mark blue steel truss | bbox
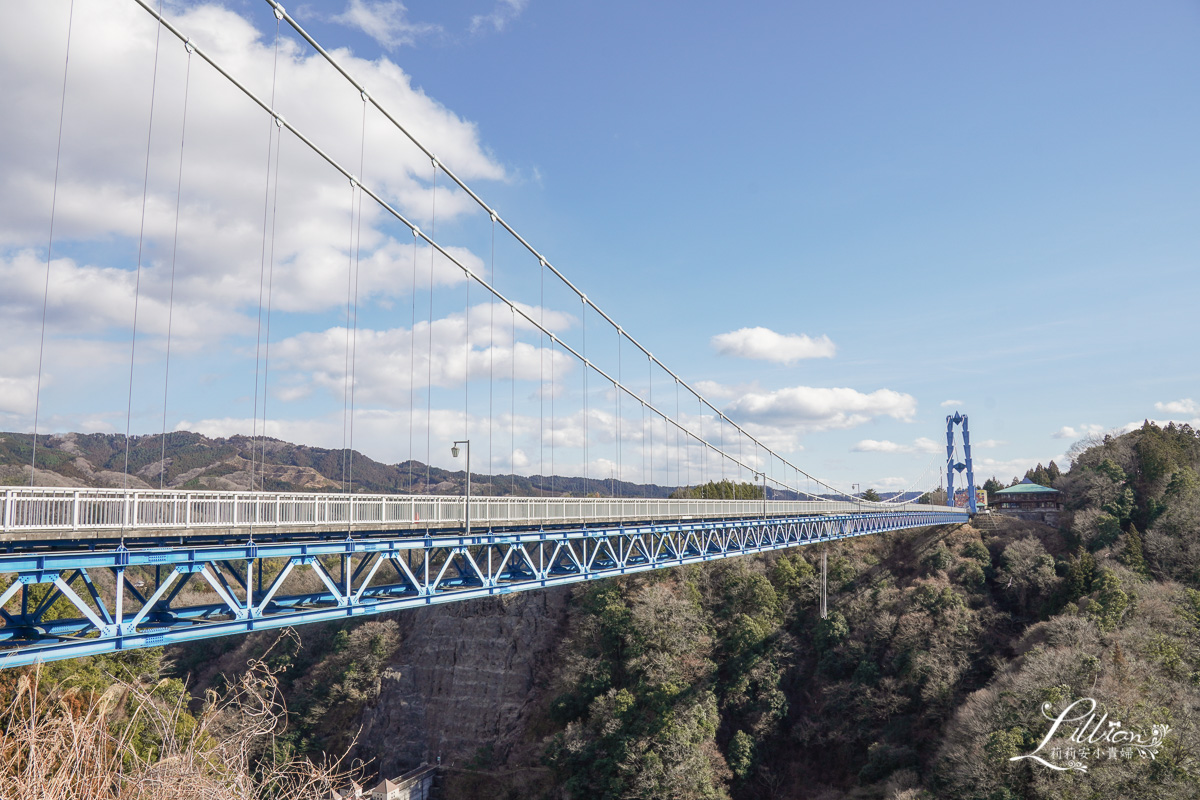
[0,509,963,667]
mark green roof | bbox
[995,482,1059,495]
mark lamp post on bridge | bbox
[755,472,766,519]
[451,440,470,536]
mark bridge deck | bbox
[0,490,967,667]
[1,487,957,544]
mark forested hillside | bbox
[0,430,672,497]
[1,422,1198,799]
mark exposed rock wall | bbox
[351,587,571,779]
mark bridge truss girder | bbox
[0,510,963,668]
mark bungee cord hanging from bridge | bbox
[1,0,973,668]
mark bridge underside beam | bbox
[0,510,963,668]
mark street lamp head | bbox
[451,446,460,458]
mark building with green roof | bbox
[992,478,1061,524]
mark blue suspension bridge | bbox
[0,1,973,667]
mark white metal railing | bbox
[0,487,963,536]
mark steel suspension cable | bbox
[160,38,194,489]
[616,327,622,494]
[408,226,418,491]
[738,423,743,489]
[641,400,648,495]
[488,213,495,482]
[677,379,683,490]
[883,453,942,504]
[259,120,282,491]
[123,0,168,495]
[464,241,470,445]
[647,355,653,490]
[617,329,622,493]
[582,295,588,487]
[550,310,556,494]
[253,11,282,492]
[131,0,844,498]
[539,258,545,491]
[32,0,76,487]
[510,304,516,493]
[341,177,355,492]
[348,92,368,497]
[426,161,436,491]
[250,0,869,502]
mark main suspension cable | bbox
[249,0,869,502]
[133,0,870,501]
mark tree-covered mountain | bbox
[0,430,676,498]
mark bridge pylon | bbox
[945,412,977,514]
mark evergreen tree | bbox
[669,479,763,500]
[1066,549,1097,599]
[981,476,1004,503]
[1086,569,1129,631]
[1120,525,1149,577]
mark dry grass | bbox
[0,653,351,799]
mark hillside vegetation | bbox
[0,423,1198,799]
[0,431,673,497]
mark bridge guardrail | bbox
[0,487,964,535]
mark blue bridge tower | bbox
[945,412,978,514]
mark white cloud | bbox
[939,399,963,408]
[974,439,1005,448]
[0,1,504,312]
[332,1,442,49]
[1051,423,1105,440]
[693,379,759,403]
[0,1,516,437]
[0,376,39,417]
[851,440,905,454]
[851,437,940,455]
[1155,398,1199,416]
[268,303,575,405]
[0,250,249,345]
[724,386,916,430]
[710,327,835,364]
[469,0,529,34]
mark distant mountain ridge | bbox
[0,431,678,498]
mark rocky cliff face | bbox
[351,587,571,779]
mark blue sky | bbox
[1,0,1197,494]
